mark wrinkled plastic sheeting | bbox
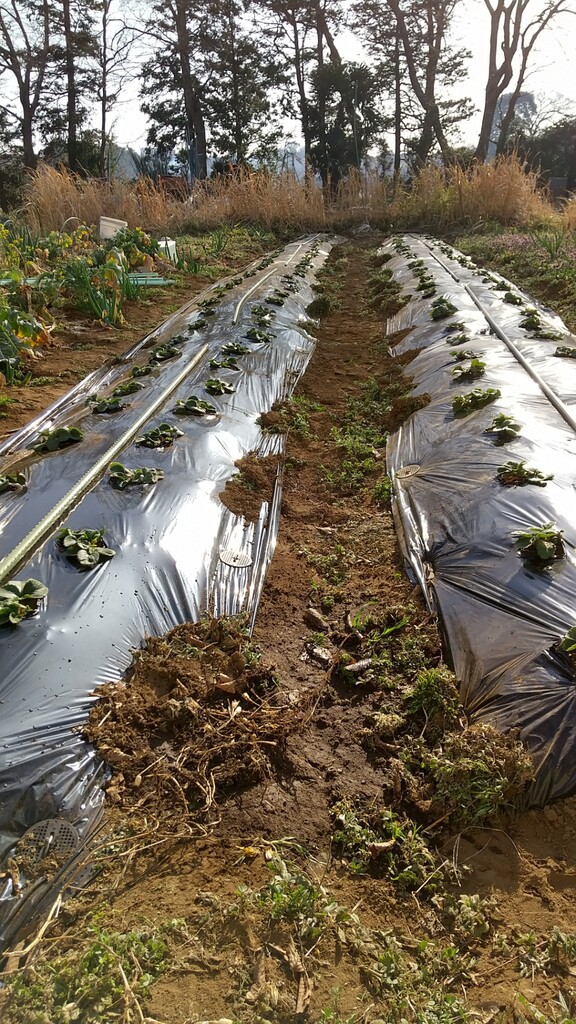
[0,235,337,926]
[383,234,576,806]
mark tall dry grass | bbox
[20,157,562,238]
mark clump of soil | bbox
[84,617,300,819]
[220,453,280,521]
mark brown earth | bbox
[3,236,576,1024]
[220,454,281,522]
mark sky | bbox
[107,0,576,153]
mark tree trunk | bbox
[22,107,37,169]
[393,27,401,180]
[62,0,79,172]
[291,19,311,166]
[174,0,207,177]
[99,0,108,177]
[315,3,328,186]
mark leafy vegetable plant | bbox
[112,379,145,397]
[496,460,553,487]
[209,357,240,371]
[483,413,521,445]
[91,397,124,414]
[245,327,273,343]
[108,463,164,489]
[504,291,523,305]
[0,578,48,625]
[514,522,564,563]
[205,377,235,395]
[188,317,208,330]
[451,358,486,382]
[32,425,83,452]
[560,627,576,664]
[554,345,576,359]
[148,344,181,362]
[450,349,479,362]
[131,364,154,378]
[173,396,217,416]
[0,471,26,493]
[452,388,501,418]
[443,321,466,334]
[221,342,248,356]
[57,527,116,568]
[430,298,458,321]
[135,422,183,447]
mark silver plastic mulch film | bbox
[0,236,336,927]
[384,234,576,806]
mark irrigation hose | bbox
[0,344,209,585]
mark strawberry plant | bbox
[518,308,561,340]
[0,470,26,493]
[554,345,576,359]
[148,344,181,362]
[560,627,576,666]
[135,423,183,447]
[209,357,240,371]
[251,304,274,323]
[452,388,501,417]
[452,359,486,382]
[108,463,164,489]
[483,413,521,445]
[496,461,553,487]
[188,317,208,331]
[0,578,48,625]
[503,291,522,305]
[266,293,285,306]
[91,397,124,414]
[431,298,458,321]
[221,342,248,356]
[112,380,146,398]
[447,332,470,346]
[174,395,217,416]
[205,378,235,395]
[131,364,154,378]
[32,425,84,451]
[443,321,466,334]
[451,350,479,362]
[57,527,116,568]
[514,522,564,563]
[197,298,219,316]
[245,327,273,343]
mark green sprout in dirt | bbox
[209,356,240,371]
[205,377,235,395]
[554,345,576,359]
[134,422,183,448]
[148,343,182,362]
[57,527,116,568]
[452,387,501,418]
[173,395,217,416]
[483,413,521,445]
[111,379,145,398]
[4,921,171,1024]
[0,470,26,493]
[108,463,164,489]
[332,801,439,890]
[32,425,84,452]
[496,460,553,487]
[430,297,458,321]
[0,578,48,625]
[405,666,463,737]
[221,341,249,356]
[91,396,125,414]
[514,522,564,564]
[245,326,274,343]
[451,358,486,382]
[307,294,333,317]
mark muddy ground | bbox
[3,236,576,1024]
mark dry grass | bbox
[20,157,563,237]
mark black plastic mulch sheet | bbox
[383,234,576,806]
[0,235,335,933]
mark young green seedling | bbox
[148,344,182,362]
[108,463,164,489]
[483,413,521,445]
[451,359,486,382]
[57,527,116,568]
[173,395,217,416]
[131,364,154,378]
[91,397,124,414]
[32,426,84,452]
[443,321,467,334]
[431,298,458,321]
[554,345,576,359]
[112,380,145,398]
[205,378,235,396]
[245,327,274,344]
[504,291,523,305]
[135,423,183,448]
[452,388,501,418]
[451,350,479,362]
[187,317,208,331]
[221,342,249,356]
[496,460,553,487]
[0,471,26,493]
[514,522,564,563]
[0,578,48,625]
[209,357,240,371]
